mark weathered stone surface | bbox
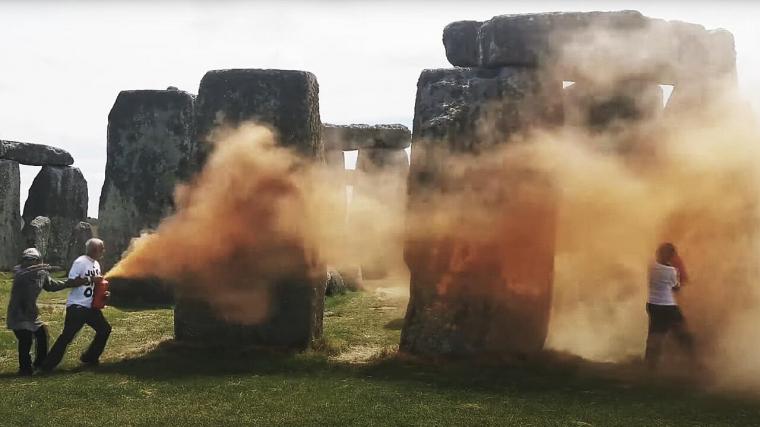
[108,277,173,307]
[195,69,322,160]
[66,221,93,268]
[0,140,74,166]
[337,266,363,291]
[176,68,325,349]
[0,160,21,270]
[21,216,51,261]
[564,80,663,132]
[401,67,559,357]
[174,277,326,349]
[476,11,647,68]
[98,89,196,272]
[22,166,88,267]
[444,11,736,85]
[443,20,482,68]
[323,124,411,151]
[325,269,347,296]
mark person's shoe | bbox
[79,356,100,368]
[18,368,33,377]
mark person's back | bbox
[648,262,679,306]
[644,243,695,370]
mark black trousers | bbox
[13,326,49,373]
[42,305,111,370]
[645,303,695,367]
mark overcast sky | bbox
[2,1,759,217]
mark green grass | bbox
[1,272,759,426]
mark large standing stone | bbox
[195,69,322,160]
[0,140,74,166]
[175,68,325,349]
[0,160,21,270]
[21,216,51,261]
[99,89,196,292]
[22,166,88,267]
[401,67,560,357]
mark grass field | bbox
[1,272,759,426]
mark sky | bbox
[1,1,759,218]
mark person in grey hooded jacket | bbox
[6,248,87,376]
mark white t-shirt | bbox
[648,262,680,306]
[66,255,101,308]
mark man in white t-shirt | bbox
[41,238,111,372]
[644,242,695,369]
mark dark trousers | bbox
[645,303,695,368]
[13,326,49,373]
[42,305,111,370]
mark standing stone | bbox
[0,140,74,166]
[21,216,51,261]
[22,166,88,267]
[0,160,21,270]
[175,68,325,349]
[401,67,560,357]
[66,221,93,268]
[195,69,322,160]
[98,89,196,304]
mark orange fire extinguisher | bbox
[92,279,109,309]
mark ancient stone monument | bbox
[2,140,80,269]
[322,123,411,280]
[174,69,325,350]
[22,166,89,267]
[98,89,197,305]
[21,216,51,261]
[402,10,736,357]
[0,159,21,269]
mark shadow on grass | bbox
[94,338,725,405]
[383,318,404,330]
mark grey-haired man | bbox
[41,239,110,372]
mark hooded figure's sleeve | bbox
[42,272,73,292]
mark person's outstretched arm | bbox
[43,273,88,292]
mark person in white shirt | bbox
[41,238,111,372]
[644,242,695,369]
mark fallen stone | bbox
[98,89,197,272]
[22,166,88,267]
[401,67,560,357]
[0,160,21,269]
[21,216,51,261]
[337,266,363,291]
[322,124,411,151]
[0,140,74,166]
